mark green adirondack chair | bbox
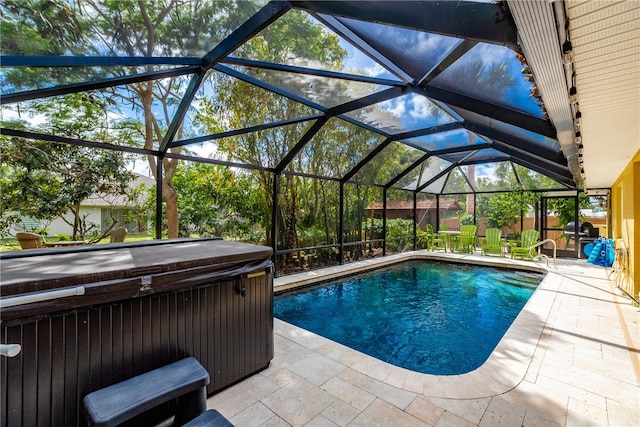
[426,224,446,251]
[481,228,505,257]
[453,224,477,253]
[510,229,540,260]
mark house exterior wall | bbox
[8,207,103,237]
[47,207,103,237]
[5,174,153,239]
[9,206,143,238]
[611,149,639,305]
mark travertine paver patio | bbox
[206,251,640,426]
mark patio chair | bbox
[426,224,446,251]
[510,229,540,260]
[16,232,43,249]
[481,228,505,257]
[453,224,477,253]
[110,227,127,243]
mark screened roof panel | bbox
[352,141,426,186]
[473,162,519,192]
[438,151,478,165]
[392,160,425,191]
[231,9,346,70]
[419,174,448,194]
[403,127,481,152]
[453,107,561,152]
[0,75,193,150]
[0,66,190,96]
[0,0,577,196]
[179,69,320,142]
[291,117,386,178]
[231,10,402,82]
[226,64,390,109]
[442,167,473,194]
[430,43,544,118]
[335,16,461,81]
[515,165,568,190]
[414,157,453,193]
[440,146,512,165]
[465,148,509,163]
[208,120,317,169]
[1,1,266,57]
[344,93,456,135]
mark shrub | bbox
[459,213,474,226]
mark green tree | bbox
[1,0,87,90]
[451,58,516,97]
[546,195,591,230]
[83,0,239,238]
[477,162,560,233]
[1,93,136,240]
[4,0,263,238]
[482,190,537,232]
[171,162,262,239]
[196,10,349,248]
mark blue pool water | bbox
[274,261,542,375]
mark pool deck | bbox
[206,251,640,426]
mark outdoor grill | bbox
[565,221,600,257]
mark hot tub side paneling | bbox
[1,267,273,427]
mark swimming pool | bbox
[273,260,543,375]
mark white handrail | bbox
[527,238,557,268]
[0,286,85,309]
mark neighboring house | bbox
[366,199,463,230]
[9,174,154,237]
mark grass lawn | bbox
[1,233,155,252]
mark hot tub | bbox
[0,238,273,426]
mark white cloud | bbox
[408,95,434,119]
[414,32,451,56]
[468,43,513,67]
[475,163,499,182]
[1,106,47,126]
[362,63,387,77]
[379,98,406,117]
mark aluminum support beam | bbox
[291,1,518,47]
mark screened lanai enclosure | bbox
[1,1,596,274]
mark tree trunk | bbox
[285,176,298,249]
[163,180,179,238]
[466,133,476,215]
[163,156,180,238]
[139,80,181,239]
[321,182,329,245]
[71,204,80,240]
